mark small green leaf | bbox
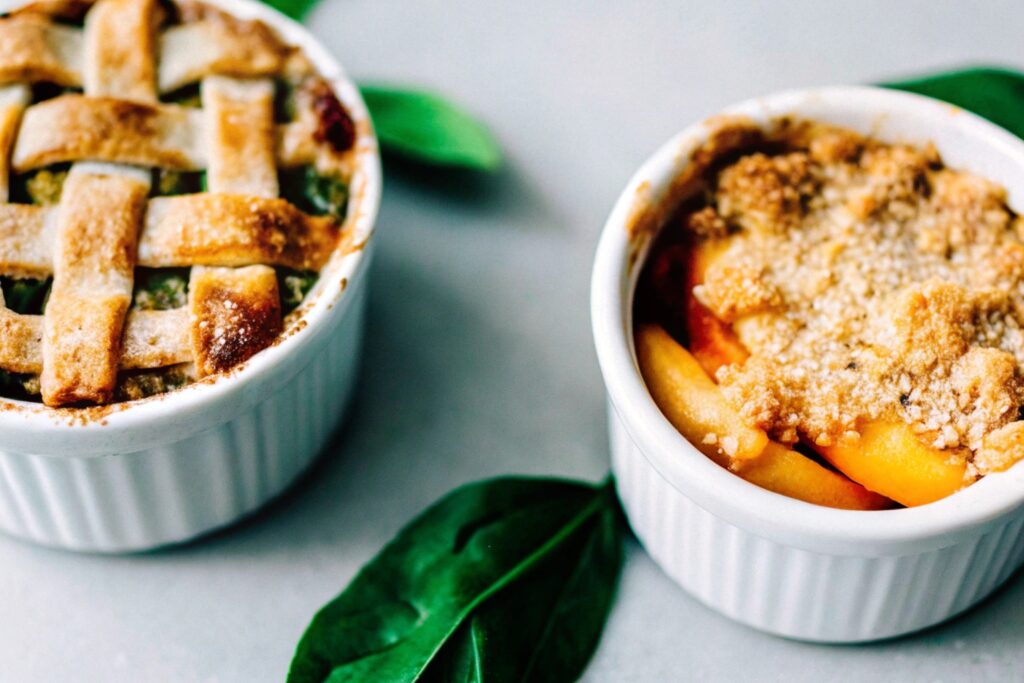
[421,487,623,683]
[287,477,624,683]
[884,67,1024,141]
[258,0,321,20]
[360,85,502,172]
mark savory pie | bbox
[0,0,359,406]
[636,118,1024,508]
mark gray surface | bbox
[4,1,1024,680]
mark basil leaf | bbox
[885,67,1024,141]
[360,85,502,172]
[259,0,320,20]
[421,488,623,683]
[287,477,623,683]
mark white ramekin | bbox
[0,0,381,553]
[592,86,1024,642]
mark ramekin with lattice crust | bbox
[0,0,381,552]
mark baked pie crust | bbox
[0,0,359,406]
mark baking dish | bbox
[0,0,381,552]
[591,85,1024,642]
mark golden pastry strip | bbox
[120,308,191,370]
[139,194,339,271]
[202,76,278,197]
[0,286,288,378]
[0,306,43,375]
[188,265,282,377]
[0,197,53,279]
[1,307,191,374]
[0,14,288,94]
[83,0,158,102]
[12,96,323,172]
[0,84,29,201]
[12,95,207,171]
[157,18,290,94]
[0,15,82,87]
[0,194,339,275]
[41,166,150,405]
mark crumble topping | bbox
[679,120,1024,476]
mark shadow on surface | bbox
[379,154,560,232]
[142,229,514,559]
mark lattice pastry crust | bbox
[0,0,359,406]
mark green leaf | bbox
[884,67,1024,141]
[421,489,623,683]
[287,477,624,683]
[360,85,502,172]
[259,0,321,20]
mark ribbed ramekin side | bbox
[0,280,367,553]
[610,403,1024,642]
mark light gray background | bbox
[4,1,1024,681]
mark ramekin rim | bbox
[0,0,382,442]
[592,84,1024,550]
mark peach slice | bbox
[636,324,892,510]
[683,241,749,377]
[815,421,970,507]
[636,324,766,465]
[738,442,893,510]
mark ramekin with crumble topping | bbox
[593,86,1024,641]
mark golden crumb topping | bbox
[679,120,1024,476]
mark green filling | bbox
[132,268,190,310]
[9,163,71,205]
[153,169,206,196]
[279,165,349,222]
[0,276,51,314]
[277,267,318,314]
[115,365,191,402]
